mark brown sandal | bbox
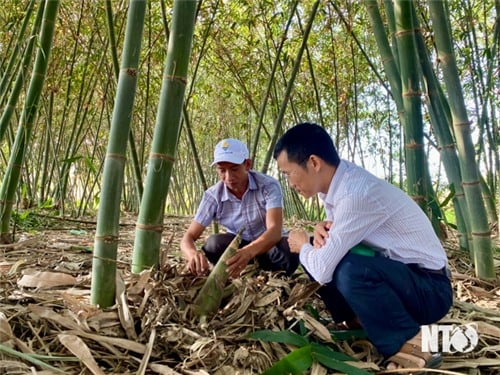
[385,331,442,373]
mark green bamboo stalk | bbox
[0,0,59,243]
[0,0,45,143]
[261,0,320,174]
[193,227,244,318]
[131,0,199,273]
[410,6,470,249]
[105,0,144,204]
[429,0,495,279]
[91,0,147,308]
[0,0,37,102]
[393,0,427,205]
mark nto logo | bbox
[421,324,478,353]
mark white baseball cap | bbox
[211,138,249,166]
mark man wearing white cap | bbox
[180,138,299,278]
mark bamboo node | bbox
[461,180,480,186]
[404,141,423,150]
[402,90,422,97]
[471,231,492,237]
[149,152,176,163]
[123,68,138,77]
[136,223,164,232]
[165,74,187,84]
[437,143,456,151]
[94,235,118,243]
[395,28,421,37]
[453,121,472,128]
[106,153,127,161]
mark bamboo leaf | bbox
[312,351,373,375]
[262,344,313,375]
[249,329,309,348]
[310,342,355,362]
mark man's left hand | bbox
[288,229,309,253]
[226,250,252,278]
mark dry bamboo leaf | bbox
[148,363,183,374]
[137,328,156,375]
[310,362,327,375]
[285,281,320,308]
[18,270,77,289]
[0,359,30,372]
[115,270,137,340]
[64,329,146,354]
[128,269,152,295]
[344,360,380,371]
[476,321,500,338]
[0,261,12,273]
[28,304,82,331]
[62,292,99,320]
[254,290,281,307]
[283,307,333,343]
[0,313,13,343]
[441,358,500,369]
[58,334,105,375]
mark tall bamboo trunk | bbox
[0,0,59,243]
[132,0,198,273]
[394,0,427,207]
[91,0,147,308]
[411,6,470,249]
[429,1,495,279]
[0,0,45,143]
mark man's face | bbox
[215,160,251,196]
[276,151,316,199]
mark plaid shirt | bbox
[194,170,284,241]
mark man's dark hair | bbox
[273,122,340,167]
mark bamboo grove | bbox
[0,0,498,305]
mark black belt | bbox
[419,266,450,278]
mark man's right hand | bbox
[185,251,210,275]
[313,220,332,248]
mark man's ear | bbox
[309,155,322,171]
[244,158,252,170]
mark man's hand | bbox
[288,229,309,253]
[185,251,210,276]
[313,220,332,248]
[226,250,253,279]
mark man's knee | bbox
[333,254,370,295]
[202,233,235,263]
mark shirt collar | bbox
[220,170,256,201]
[319,159,347,203]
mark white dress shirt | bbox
[299,160,448,285]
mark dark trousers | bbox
[314,252,453,357]
[202,233,299,276]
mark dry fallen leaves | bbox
[0,216,499,374]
